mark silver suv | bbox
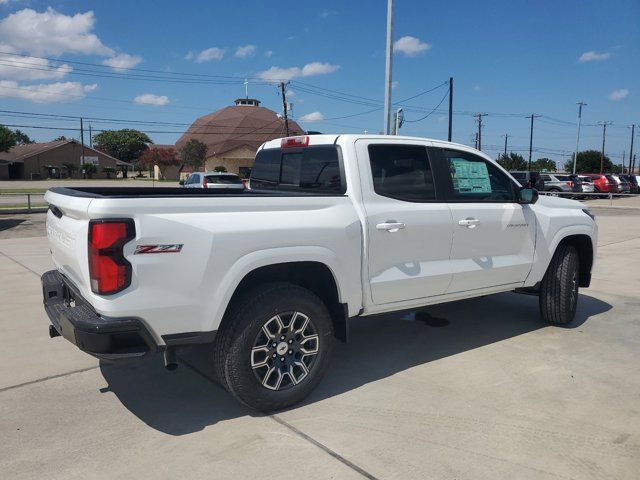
[182,172,245,189]
[540,173,582,195]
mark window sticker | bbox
[450,158,491,194]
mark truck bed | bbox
[49,187,344,199]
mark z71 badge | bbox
[134,244,183,254]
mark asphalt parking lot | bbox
[1,206,639,479]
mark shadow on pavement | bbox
[0,218,25,231]
[99,291,611,435]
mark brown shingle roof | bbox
[175,103,303,157]
[0,139,131,165]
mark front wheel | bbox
[539,244,579,325]
[213,282,334,412]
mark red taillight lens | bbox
[88,220,135,295]
[567,181,574,188]
[202,176,208,188]
[281,136,309,148]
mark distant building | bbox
[175,98,303,177]
[0,139,130,180]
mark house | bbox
[174,98,303,177]
[0,139,131,180]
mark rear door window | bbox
[251,146,343,193]
[444,150,515,202]
[367,144,436,202]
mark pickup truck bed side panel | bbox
[45,191,363,339]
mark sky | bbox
[0,0,638,169]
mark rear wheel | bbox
[213,282,334,412]
[539,244,579,325]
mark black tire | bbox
[539,244,579,325]
[213,282,334,412]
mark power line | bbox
[403,87,450,123]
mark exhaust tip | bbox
[164,347,178,371]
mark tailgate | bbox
[44,189,93,295]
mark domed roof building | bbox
[175,98,303,176]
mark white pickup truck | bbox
[42,134,597,411]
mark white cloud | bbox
[579,51,611,62]
[393,36,430,57]
[133,93,169,106]
[0,8,114,56]
[187,47,225,63]
[472,85,481,91]
[0,80,96,103]
[264,50,273,58]
[320,10,337,19]
[235,45,256,58]
[301,62,340,76]
[102,53,142,71]
[258,62,340,82]
[299,111,324,122]
[608,88,629,101]
[0,50,72,81]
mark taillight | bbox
[88,219,135,295]
[567,181,574,188]
[202,176,208,188]
[281,136,309,148]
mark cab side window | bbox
[444,150,515,202]
[368,144,436,202]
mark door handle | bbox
[376,221,406,233]
[458,218,480,228]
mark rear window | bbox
[205,174,242,184]
[605,175,616,182]
[250,146,343,193]
[511,172,526,180]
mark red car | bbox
[581,174,617,193]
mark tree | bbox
[93,129,152,163]
[53,135,67,142]
[179,139,208,171]
[563,150,613,173]
[13,129,34,145]
[0,124,16,152]
[531,158,556,172]
[62,162,78,178]
[138,147,179,180]
[497,152,527,171]
[213,165,227,172]
[83,163,97,179]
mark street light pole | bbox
[383,0,394,135]
[572,101,586,174]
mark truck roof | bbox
[259,134,491,160]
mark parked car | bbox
[181,172,245,189]
[581,174,618,195]
[538,173,583,196]
[42,134,597,412]
[509,170,544,190]
[610,175,631,194]
[620,175,640,194]
[577,176,595,196]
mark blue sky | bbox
[0,0,638,168]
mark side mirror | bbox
[518,187,538,204]
[178,180,185,186]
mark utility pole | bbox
[392,108,403,135]
[622,151,625,174]
[383,0,394,134]
[526,113,541,171]
[88,123,93,148]
[473,133,478,149]
[572,101,586,174]
[280,82,290,137]
[474,113,487,150]
[633,154,637,175]
[628,124,635,175]
[80,117,85,166]
[502,134,511,157]
[598,121,612,173]
[447,77,453,142]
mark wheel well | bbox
[226,262,348,342]
[558,234,593,287]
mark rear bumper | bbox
[41,270,157,360]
